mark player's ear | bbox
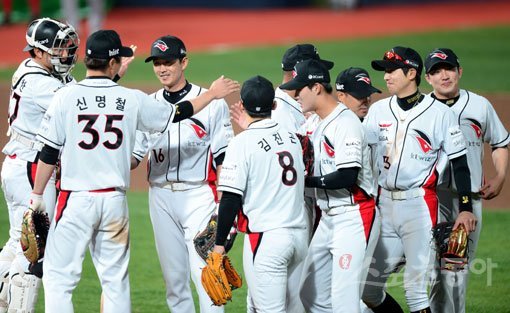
[180,57,189,70]
[458,66,463,79]
[425,73,432,85]
[271,100,277,111]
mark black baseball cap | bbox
[281,44,334,71]
[85,30,133,59]
[145,35,187,63]
[371,46,423,74]
[336,67,381,99]
[241,75,275,114]
[425,48,460,73]
[279,59,331,91]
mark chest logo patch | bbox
[190,123,207,139]
[323,136,335,157]
[414,129,433,154]
[466,118,482,139]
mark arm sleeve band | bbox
[451,154,473,212]
[38,145,59,165]
[215,191,242,245]
[172,100,194,122]
[305,167,359,189]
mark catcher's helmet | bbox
[24,18,80,78]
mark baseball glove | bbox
[432,222,468,271]
[20,208,50,264]
[296,133,314,176]
[194,214,237,261]
[201,252,242,306]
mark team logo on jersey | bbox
[339,254,352,270]
[189,118,207,139]
[430,52,448,60]
[323,136,335,157]
[379,122,393,128]
[356,74,371,85]
[154,40,169,52]
[414,130,433,153]
[466,118,482,138]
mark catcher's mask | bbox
[24,18,80,79]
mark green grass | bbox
[1,25,509,94]
[1,190,510,312]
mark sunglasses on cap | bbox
[383,50,420,69]
[384,50,403,62]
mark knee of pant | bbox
[404,288,429,312]
[0,270,9,307]
[8,273,41,313]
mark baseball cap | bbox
[371,46,423,74]
[85,30,133,59]
[145,35,187,63]
[335,67,381,99]
[240,75,275,114]
[425,48,460,73]
[279,59,330,91]
[281,44,334,71]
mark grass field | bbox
[0,25,509,312]
[1,191,509,312]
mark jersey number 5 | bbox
[277,151,297,186]
[78,114,124,150]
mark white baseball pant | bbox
[362,190,437,312]
[149,183,223,313]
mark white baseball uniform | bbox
[132,83,232,313]
[299,103,378,313]
[0,58,72,311]
[273,87,306,132]
[430,90,510,313]
[362,94,467,312]
[218,119,308,313]
[36,77,176,313]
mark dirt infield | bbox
[0,1,509,208]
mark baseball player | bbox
[334,67,383,313]
[0,17,78,313]
[213,75,308,313]
[425,48,510,313]
[361,46,476,313]
[280,59,377,313]
[28,29,239,313]
[130,35,233,313]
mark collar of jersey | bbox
[82,76,117,86]
[247,118,276,129]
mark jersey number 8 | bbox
[277,151,297,186]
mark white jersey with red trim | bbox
[132,83,232,184]
[3,58,75,162]
[36,77,175,191]
[364,94,467,191]
[218,119,307,232]
[310,103,374,210]
[272,87,306,132]
[436,89,510,192]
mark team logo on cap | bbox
[356,74,371,85]
[414,130,432,153]
[431,52,448,60]
[154,40,168,52]
[466,118,482,138]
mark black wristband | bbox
[458,194,473,213]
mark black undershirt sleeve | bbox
[305,167,359,189]
[451,154,473,212]
[172,101,194,122]
[215,191,242,246]
[38,144,59,165]
[214,152,226,167]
